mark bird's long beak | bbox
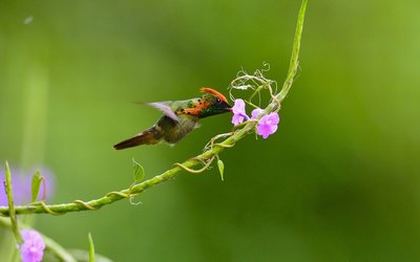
[224,102,232,112]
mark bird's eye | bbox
[216,98,221,103]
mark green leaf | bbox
[31,170,43,202]
[132,158,145,182]
[88,233,95,262]
[217,159,225,181]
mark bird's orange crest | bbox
[200,87,228,104]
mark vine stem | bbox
[0,0,308,217]
[277,0,307,103]
[3,161,22,242]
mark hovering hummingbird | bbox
[113,87,232,150]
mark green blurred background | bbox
[1,0,420,261]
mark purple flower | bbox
[20,229,45,262]
[231,99,249,126]
[0,167,55,207]
[256,112,280,139]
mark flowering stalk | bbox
[0,0,308,217]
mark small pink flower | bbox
[20,229,45,262]
[256,112,280,139]
[231,99,249,126]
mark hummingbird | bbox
[113,87,232,150]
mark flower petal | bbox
[232,99,246,114]
[251,108,264,119]
[20,229,45,262]
[231,114,245,126]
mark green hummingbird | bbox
[113,87,232,150]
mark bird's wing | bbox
[147,101,179,122]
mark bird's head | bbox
[197,87,232,118]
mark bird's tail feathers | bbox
[113,127,162,150]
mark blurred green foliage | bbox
[1,0,420,261]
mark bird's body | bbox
[114,88,231,150]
